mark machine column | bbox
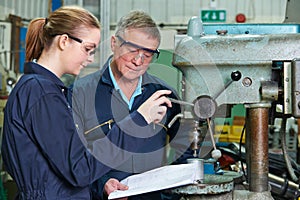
[245,104,271,192]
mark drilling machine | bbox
[165,12,300,199]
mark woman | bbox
[1,6,172,199]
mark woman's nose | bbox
[87,53,95,62]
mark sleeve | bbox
[24,93,110,187]
[91,173,111,200]
[91,170,130,200]
[68,84,89,147]
[25,93,152,187]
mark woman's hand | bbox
[104,178,128,200]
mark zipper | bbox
[84,119,114,135]
[154,122,168,131]
[84,119,168,135]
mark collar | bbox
[108,59,142,109]
[24,61,66,88]
[101,55,154,88]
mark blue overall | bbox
[1,62,156,199]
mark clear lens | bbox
[81,42,97,56]
[121,43,158,63]
[151,53,159,63]
[117,35,159,63]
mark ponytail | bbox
[25,18,46,62]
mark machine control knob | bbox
[193,95,217,119]
[231,70,242,81]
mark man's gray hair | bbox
[115,10,161,44]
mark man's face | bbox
[111,30,160,81]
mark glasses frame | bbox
[67,34,83,43]
[68,34,97,56]
[51,33,97,56]
[116,35,160,60]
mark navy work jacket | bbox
[1,62,155,199]
[72,57,193,199]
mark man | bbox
[72,10,192,200]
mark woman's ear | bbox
[57,34,69,50]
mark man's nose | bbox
[133,53,144,65]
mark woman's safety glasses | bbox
[51,33,97,56]
[67,34,97,57]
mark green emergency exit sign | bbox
[201,10,226,22]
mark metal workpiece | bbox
[246,107,270,193]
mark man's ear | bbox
[111,35,117,51]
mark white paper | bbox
[108,163,197,199]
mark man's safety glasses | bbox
[116,35,160,64]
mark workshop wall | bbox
[0,0,287,23]
[108,0,287,24]
[0,0,48,20]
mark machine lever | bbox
[207,118,222,160]
[168,97,194,107]
[213,70,242,100]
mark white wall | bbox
[109,0,287,24]
[0,0,288,23]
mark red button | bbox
[236,13,246,23]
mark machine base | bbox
[167,171,274,200]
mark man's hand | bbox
[104,178,128,200]
[137,90,172,124]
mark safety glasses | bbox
[116,35,160,63]
[51,33,97,56]
[67,34,97,56]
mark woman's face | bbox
[64,27,101,76]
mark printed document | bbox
[108,163,197,199]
